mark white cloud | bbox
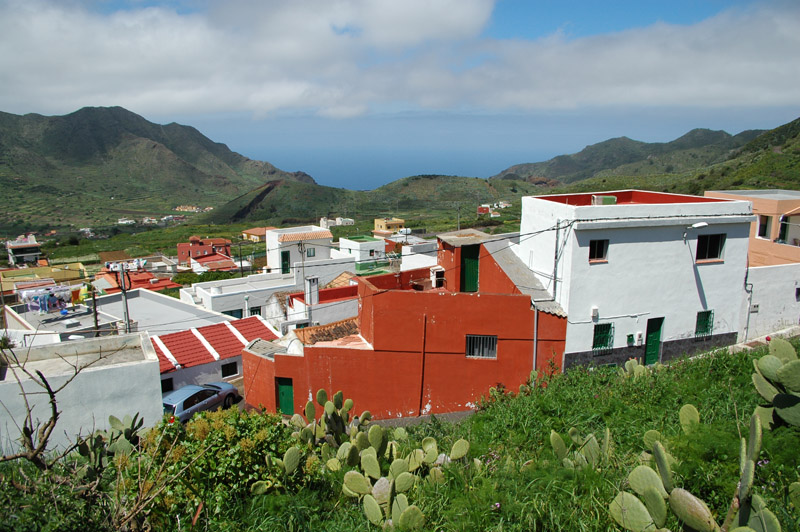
[0,0,798,118]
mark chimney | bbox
[304,276,319,306]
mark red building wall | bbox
[245,270,566,418]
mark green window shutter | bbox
[592,323,614,354]
[695,310,713,338]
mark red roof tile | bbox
[158,330,215,369]
[198,322,246,361]
[230,316,279,342]
[278,230,332,243]
[152,341,176,374]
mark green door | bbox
[276,377,294,415]
[460,245,480,293]
[644,318,664,365]
[281,251,291,274]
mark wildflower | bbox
[757,459,770,467]
[493,502,501,510]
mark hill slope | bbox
[0,106,313,231]
[492,128,763,184]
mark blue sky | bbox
[1,0,798,189]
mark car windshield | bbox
[163,403,176,414]
[203,384,221,390]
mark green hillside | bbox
[0,107,313,231]
[492,128,763,184]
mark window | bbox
[369,249,375,257]
[589,239,609,261]
[758,216,772,238]
[221,362,238,378]
[466,335,497,358]
[307,248,315,257]
[696,234,726,261]
[249,306,261,316]
[695,310,714,338]
[592,323,614,354]
[796,287,800,302]
[161,378,174,393]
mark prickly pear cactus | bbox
[752,338,800,428]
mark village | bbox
[2,188,800,447]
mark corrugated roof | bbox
[295,317,359,345]
[482,237,565,317]
[278,230,333,242]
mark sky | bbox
[1,0,799,190]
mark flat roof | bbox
[94,289,233,334]
[536,190,730,206]
[438,229,492,247]
[10,304,120,334]
[709,190,800,200]
[345,235,380,242]
[200,274,295,295]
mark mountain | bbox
[203,118,800,227]
[491,128,764,184]
[0,106,313,231]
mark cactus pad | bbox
[752,373,780,403]
[550,430,568,460]
[371,476,392,507]
[450,438,470,460]
[652,441,673,493]
[789,482,800,509]
[773,393,800,427]
[753,406,775,431]
[395,471,415,493]
[362,453,381,479]
[363,494,384,525]
[581,434,601,468]
[669,488,717,532]
[427,467,445,484]
[398,505,425,530]
[628,465,667,499]
[250,480,272,495]
[389,458,409,479]
[333,390,344,409]
[368,424,384,451]
[355,430,370,451]
[643,430,662,451]
[346,444,360,467]
[316,388,328,406]
[394,427,408,441]
[739,459,754,501]
[407,449,425,472]
[392,493,409,524]
[747,414,762,462]
[283,447,301,474]
[568,427,584,445]
[609,491,657,532]
[757,355,784,382]
[776,360,800,392]
[344,470,372,495]
[642,486,667,528]
[679,404,700,434]
[326,458,341,471]
[768,336,797,363]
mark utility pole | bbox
[237,240,244,278]
[117,268,131,334]
[456,203,461,231]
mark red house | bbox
[242,229,567,419]
[176,236,232,265]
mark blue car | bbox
[162,382,240,423]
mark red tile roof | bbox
[152,316,278,374]
[278,230,333,243]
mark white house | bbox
[400,240,438,271]
[266,226,336,274]
[338,235,387,272]
[514,190,754,369]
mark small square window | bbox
[161,378,174,393]
[466,335,497,358]
[369,249,375,257]
[592,323,614,354]
[307,248,316,257]
[696,234,726,261]
[695,310,714,338]
[589,239,609,261]
[221,362,238,378]
[795,287,800,302]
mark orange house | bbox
[242,230,566,419]
[176,236,232,265]
[705,190,800,266]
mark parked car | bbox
[162,382,240,423]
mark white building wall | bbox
[160,356,242,391]
[0,335,162,451]
[339,237,385,263]
[561,223,750,354]
[743,263,800,339]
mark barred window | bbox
[592,323,614,354]
[466,335,497,358]
[696,234,725,261]
[695,310,714,338]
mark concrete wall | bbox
[339,237,385,263]
[401,241,438,272]
[742,263,800,339]
[0,334,162,452]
